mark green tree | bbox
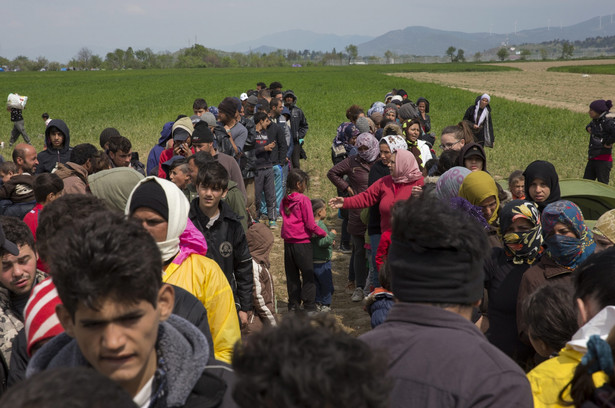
[454,49,465,62]
[75,47,93,69]
[384,50,394,64]
[32,56,48,71]
[540,48,548,60]
[496,47,509,61]
[345,44,358,64]
[473,52,482,62]
[520,49,531,61]
[446,46,457,62]
[561,41,574,59]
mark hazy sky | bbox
[2,0,614,62]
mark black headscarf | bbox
[523,160,561,211]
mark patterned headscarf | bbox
[458,171,500,225]
[356,133,380,163]
[499,200,544,265]
[333,122,360,152]
[391,149,423,184]
[436,166,472,201]
[542,200,595,270]
[593,209,615,244]
[381,135,407,153]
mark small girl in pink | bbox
[281,169,326,312]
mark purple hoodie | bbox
[280,192,326,243]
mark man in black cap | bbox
[282,90,308,169]
[360,197,532,408]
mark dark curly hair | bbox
[232,314,391,408]
[49,211,162,318]
[0,216,35,257]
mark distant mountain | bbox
[357,15,615,57]
[225,29,373,53]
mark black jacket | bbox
[213,125,234,157]
[463,101,494,148]
[189,199,253,312]
[37,119,73,174]
[267,122,288,166]
[587,112,615,159]
[287,104,308,142]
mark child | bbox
[188,161,253,327]
[41,112,51,127]
[168,157,196,202]
[310,198,336,312]
[0,162,17,183]
[365,260,395,328]
[281,169,327,312]
[508,170,525,200]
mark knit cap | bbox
[25,278,64,356]
[218,97,238,117]
[590,100,613,114]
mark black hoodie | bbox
[36,119,72,174]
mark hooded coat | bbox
[37,119,72,174]
[26,314,237,408]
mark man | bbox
[27,212,236,407]
[360,197,532,407]
[193,98,208,117]
[268,82,282,92]
[36,119,72,174]
[12,144,38,175]
[217,97,246,156]
[107,135,145,176]
[54,143,98,194]
[256,82,267,91]
[7,106,31,146]
[0,217,44,374]
[263,101,287,220]
[283,90,308,169]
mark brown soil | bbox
[391,60,615,113]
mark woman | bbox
[402,118,431,172]
[331,122,359,165]
[416,97,431,134]
[483,200,543,366]
[366,135,407,288]
[329,148,424,235]
[523,160,561,212]
[463,94,494,148]
[439,122,474,152]
[327,133,379,302]
[593,209,615,252]
[458,170,501,247]
[435,166,472,201]
[517,200,595,343]
[457,142,487,172]
[584,99,615,184]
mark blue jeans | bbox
[260,164,284,217]
[314,261,333,306]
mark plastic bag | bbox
[7,93,28,109]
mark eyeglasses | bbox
[439,140,461,150]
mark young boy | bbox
[168,158,196,202]
[252,111,277,228]
[0,162,17,183]
[310,199,336,312]
[193,98,208,117]
[26,211,235,407]
[508,170,525,200]
[188,162,253,328]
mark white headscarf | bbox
[474,93,491,127]
[125,176,190,262]
[381,135,408,153]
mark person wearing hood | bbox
[523,160,561,212]
[26,212,237,408]
[526,249,615,407]
[483,200,543,366]
[158,117,195,179]
[327,133,379,302]
[36,119,72,174]
[457,142,487,172]
[517,200,595,346]
[583,99,615,184]
[147,121,174,176]
[126,177,241,364]
[283,90,308,169]
[463,94,494,148]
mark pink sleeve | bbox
[302,196,327,237]
[343,179,383,209]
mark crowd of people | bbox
[0,82,614,407]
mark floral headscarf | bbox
[458,171,500,225]
[436,166,472,201]
[381,135,407,153]
[333,122,360,152]
[499,200,544,265]
[593,209,615,244]
[542,200,595,270]
[356,133,380,163]
[391,149,422,184]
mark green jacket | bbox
[311,220,334,262]
[224,180,248,232]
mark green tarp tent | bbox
[559,179,615,228]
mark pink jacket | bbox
[280,192,326,243]
[343,175,424,233]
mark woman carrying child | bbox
[281,169,327,313]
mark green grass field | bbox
[0,62,597,205]
[547,64,615,75]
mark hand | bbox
[411,185,423,198]
[238,310,248,326]
[346,186,355,196]
[264,141,276,151]
[331,229,337,235]
[473,124,479,129]
[328,197,344,208]
[605,143,613,149]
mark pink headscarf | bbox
[392,149,423,184]
[356,132,379,163]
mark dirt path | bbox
[391,60,615,112]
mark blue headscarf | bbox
[541,200,595,270]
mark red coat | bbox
[343,175,424,233]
